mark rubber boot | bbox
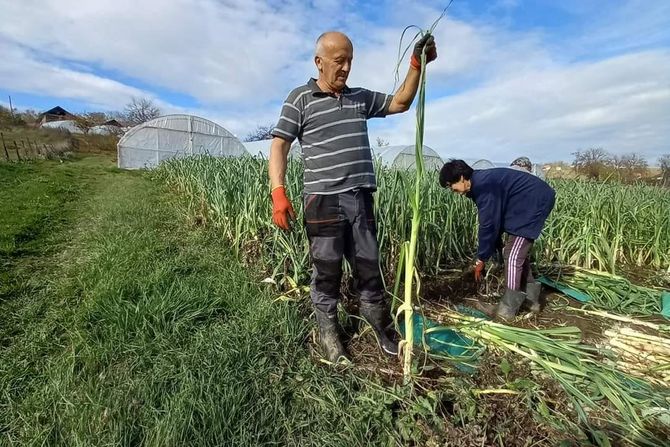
[476,289,526,322]
[496,288,527,321]
[314,308,349,363]
[359,301,399,357]
[524,282,542,314]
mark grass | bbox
[2,154,664,446]
[0,155,404,446]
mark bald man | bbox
[269,31,437,363]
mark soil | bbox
[303,268,670,445]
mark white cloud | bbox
[0,39,150,110]
[372,50,670,162]
[0,0,668,161]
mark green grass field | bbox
[0,155,412,446]
[2,154,668,446]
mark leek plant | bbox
[155,157,670,286]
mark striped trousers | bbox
[503,235,534,291]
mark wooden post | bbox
[13,140,22,161]
[21,140,29,158]
[0,132,9,160]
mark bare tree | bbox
[83,112,107,125]
[376,136,390,148]
[659,154,670,187]
[612,153,648,183]
[244,123,274,142]
[123,97,161,126]
[572,147,611,179]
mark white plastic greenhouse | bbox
[89,124,123,136]
[471,159,496,170]
[244,139,302,160]
[117,114,248,169]
[40,120,84,134]
[376,145,444,170]
[470,158,546,179]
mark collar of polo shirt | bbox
[308,78,351,97]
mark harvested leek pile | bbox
[433,311,670,446]
[541,265,667,316]
[602,326,670,387]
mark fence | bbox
[0,132,71,161]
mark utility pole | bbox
[8,95,14,117]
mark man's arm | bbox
[269,136,295,230]
[269,137,292,189]
[387,68,421,115]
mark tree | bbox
[612,153,648,183]
[0,105,24,127]
[659,154,670,187]
[123,97,161,126]
[83,112,107,125]
[244,123,274,142]
[572,147,611,179]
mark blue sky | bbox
[1,0,668,162]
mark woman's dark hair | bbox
[439,159,473,187]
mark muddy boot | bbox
[524,282,542,314]
[476,289,526,321]
[314,308,349,363]
[496,289,527,321]
[359,301,399,357]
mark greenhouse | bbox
[471,158,496,170]
[40,120,84,134]
[117,114,248,169]
[376,145,444,170]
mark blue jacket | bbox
[466,168,555,261]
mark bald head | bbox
[315,31,353,57]
[314,31,354,93]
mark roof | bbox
[102,119,122,127]
[39,106,71,117]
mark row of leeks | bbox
[153,158,670,287]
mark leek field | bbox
[2,153,669,446]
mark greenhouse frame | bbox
[117,114,248,169]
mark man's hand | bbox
[474,260,485,282]
[410,33,437,70]
[271,185,295,230]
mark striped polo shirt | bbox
[272,78,393,195]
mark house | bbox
[37,106,76,125]
[102,119,122,127]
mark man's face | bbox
[316,45,353,91]
[449,176,471,195]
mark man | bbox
[269,31,437,363]
[510,156,532,173]
[439,159,555,321]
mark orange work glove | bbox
[271,185,295,230]
[474,260,485,282]
[410,33,437,70]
